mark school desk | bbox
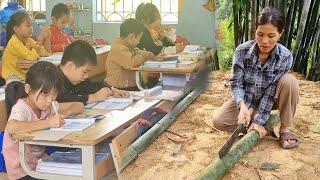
[12,98,166,180]
[16,45,110,78]
[130,50,213,91]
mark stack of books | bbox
[36,152,108,176]
[142,60,178,68]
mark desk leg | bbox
[82,145,96,180]
[135,71,145,91]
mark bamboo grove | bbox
[230,0,320,81]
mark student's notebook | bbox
[50,119,95,131]
[38,53,63,64]
[86,97,134,110]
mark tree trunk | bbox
[292,0,311,71]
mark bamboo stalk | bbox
[117,87,205,172]
[251,0,256,39]
[287,0,299,50]
[195,114,279,180]
[284,0,296,48]
[293,0,311,71]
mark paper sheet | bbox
[33,130,73,141]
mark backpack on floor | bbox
[135,107,167,137]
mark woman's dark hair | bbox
[60,40,97,67]
[257,7,285,33]
[5,61,64,115]
[135,3,160,25]
[51,3,70,19]
[6,12,30,45]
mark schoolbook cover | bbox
[42,152,108,164]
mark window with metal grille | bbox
[95,0,178,23]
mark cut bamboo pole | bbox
[195,114,279,180]
[117,87,205,172]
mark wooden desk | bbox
[131,60,204,73]
[13,98,161,180]
[131,60,205,90]
[16,45,110,78]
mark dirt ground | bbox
[121,70,320,180]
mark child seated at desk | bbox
[1,12,51,84]
[50,3,74,52]
[105,18,165,91]
[56,40,129,105]
[3,61,84,180]
[135,3,186,55]
[50,3,96,52]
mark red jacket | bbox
[50,25,74,52]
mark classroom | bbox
[0,0,319,179]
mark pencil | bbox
[51,101,58,114]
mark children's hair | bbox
[5,61,64,115]
[60,40,97,67]
[135,3,160,25]
[6,12,30,45]
[51,3,70,19]
[120,18,145,38]
[257,7,285,33]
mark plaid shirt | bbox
[230,40,293,125]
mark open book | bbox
[183,45,204,54]
[38,53,63,64]
[50,118,95,131]
[86,97,134,110]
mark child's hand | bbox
[112,88,130,98]
[141,48,154,58]
[176,43,186,53]
[94,87,112,101]
[34,45,41,54]
[39,26,51,40]
[153,52,167,61]
[47,114,65,128]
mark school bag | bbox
[135,107,167,137]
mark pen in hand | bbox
[51,101,58,114]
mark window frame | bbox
[93,0,179,24]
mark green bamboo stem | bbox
[195,114,279,180]
[118,87,205,172]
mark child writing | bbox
[1,12,51,84]
[105,18,165,91]
[56,40,129,105]
[50,3,96,52]
[3,61,84,180]
[135,3,186,55]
